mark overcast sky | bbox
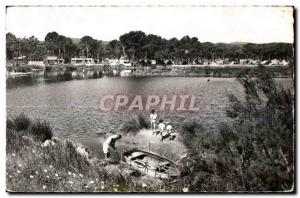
[6,6,294,43]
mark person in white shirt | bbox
[103,134,122,159]
[166,122,172,134]
[150,109,157,133]
[160,122,176,141]
[157,119,165,136]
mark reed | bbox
[12,113,32,131]
[30,120,53,142]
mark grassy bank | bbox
[6,114,185,192]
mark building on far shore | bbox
[44,56,64,66]
[71,56,101,66]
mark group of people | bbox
[150,109,176,141]
[102,109,176,159]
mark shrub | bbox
[214,66,294,191]
[30,120,53,142]
[179,66,294,192]
[182,118,203,137]
[13,113,32,131]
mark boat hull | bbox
[123,149,180,179]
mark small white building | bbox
[44,56,64,66]
[119,56,131,67]
[281,60,289,66]
[108,59,120,66]
[28,61,45,67]
[269,59,280,66]
[71,57,96,66]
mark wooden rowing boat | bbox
[123,149,180,179]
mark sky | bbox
[5,6,294,43]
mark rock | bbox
[22,136,35,146]
[76,146,91,160]
[41,139,55,148]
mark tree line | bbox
[6,31,293,64]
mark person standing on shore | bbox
[150,109,157,133]
[103,134,122,159]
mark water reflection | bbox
[7,70,104,88]
[6,75,39,89]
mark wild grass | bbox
[119,114,150,135]
[7,114,53,142]
[12,113,32,131]
[30,120,53,142]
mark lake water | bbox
[6,72,293,159]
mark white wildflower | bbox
[100,181,105,190]
[46,175,50,178]
[85,185,89,188]
[182,187,189,192]
[142,183,147,188]
[55,173,59,177]
[30,175,34,179]
[68,181,74,184]
[17,170,21,174]
[49,165,53,168]
[35,171,39,175]
[43,169,48,173]
[89,181,95,184]
[79,173,83,178]
[12,153,15,157]
[68,171,72,175]
[42,185,46,189]
[18,164,22,167]
[72,173,76,177]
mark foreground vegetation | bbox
[6,114,183,192]
[180,66,294,191]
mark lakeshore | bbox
[6,63,293,78]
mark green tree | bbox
[45,32,60,56]
[107,39,122,59]
[63,38,78,63]
[79,36,95,57]
[6,33,18,60]
[119,31,147,60]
